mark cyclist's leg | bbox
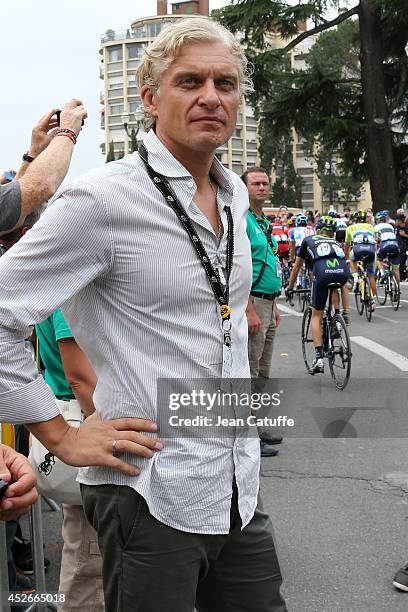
[341,283,350,319]
[349,248,359,289]
[393,262,401,284]
[388,245,401,284]
[332,289,341,310]
[310,263,327,372]
[366,250,377,296]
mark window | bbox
[127,87,139,96]
[108,88,123,98]
[108,46,123,62]
[108,115,122,126]
[129,101,141,112]
[302,182,314,193]
[127,60,139,71]
[108,62,122,72]
[147,22,163,37]
[110,104,124,114]
[128,43,145,59]
[108,76,123,87]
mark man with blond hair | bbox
[0,18,286,612]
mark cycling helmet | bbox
[296,214,308,227]
[375,210,387,222]
[354,209,367,222]
[316,215,337,233]
[327,210,337,218]
[286,218,295,227]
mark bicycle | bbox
[376,258,400,310]
[298,286,352,390]
[296,264,311,312]
[354,257,375,322]
[280,256,292,290]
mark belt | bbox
[250,291,280,301]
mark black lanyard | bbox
[138,143,234,326]
[249,208,277,255]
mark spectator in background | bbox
[0,18,287,611]
[0,99,86,236]
[395,213,408,281]
[366,207,374,224]
[36,309,104,611]
[0,446,37,521]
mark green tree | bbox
[106,140,115,163]
[116,149,125,160]
[214,0,408,214]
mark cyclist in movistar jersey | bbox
[344,209,377,310]
[286,216,349,374]
[375,210,401,285]
[328,211,351,324]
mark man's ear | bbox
[140,85,158,120]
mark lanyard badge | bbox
[139,144,235,377]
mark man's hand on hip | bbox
[27,413,163,477]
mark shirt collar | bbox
[142,129,234,196]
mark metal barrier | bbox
[0,424,58,611]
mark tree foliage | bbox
[106,140,115,163]
[214,0,408,211]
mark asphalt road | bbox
[18,282,408,611]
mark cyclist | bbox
[374,210,401,285]
[289,213,315,262]
[271,217,290,261]
[331,211,351,325]
[344,209,377,311]
[286,216,349,374]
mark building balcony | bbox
[101,29,130,43]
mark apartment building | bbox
[99,0,259,173]
[99,1,370,211]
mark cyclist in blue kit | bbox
[286,216,349,373]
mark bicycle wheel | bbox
[376,271,387,305]
[390,275,400,311]
[301,307,315,374]
[355,278,364,316]
[328,314,352,390]
[363,278,372,322]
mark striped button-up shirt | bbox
[0,129,260,534]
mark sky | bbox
[1,0,229,181]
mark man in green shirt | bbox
[36,309,104,611]
[242,167,283,457]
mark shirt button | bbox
[187,181,194,188]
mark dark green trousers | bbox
[81,483,287,612]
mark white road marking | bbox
[374,314,399,324]
[351,336,408,371]
[278,304,303,318]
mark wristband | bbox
[22,152,35,163]
[54,132,76,145]
[54,128,77,144]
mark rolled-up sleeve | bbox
[0,183,113,423]
[0,182,21,234]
